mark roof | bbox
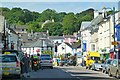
[64,35,76,38]
[64,42,72,48]
[72,42,81,49]
[22,38,53,48]
[88,15,103,28]
[88,52,100,57]
[49,36,64,39]
[80,21,91,31]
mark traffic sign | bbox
[111,41,119,45]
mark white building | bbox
[80,21,91,56]
[57,42,73,56]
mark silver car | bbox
[40,57,53,69]
[0,54,21,78]
[102,59,112,74]
[108,59,120,79]
[91,60,103,71]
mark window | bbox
[91,44,95,51]
[2,55,17,62]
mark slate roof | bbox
[64,42,72,48]
[80,21,91,31]
[64,35,76,38]
[72,42,81,49]
[49,36,64,39]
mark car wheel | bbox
[116,71,119,79]
[108,70,112,77]
[50,66,53,69]
[102,69,104,73]
[104,70,107,74]
[16,74,21,79]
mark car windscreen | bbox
[41,57,52,60]
[91,57,100,61]
[118,59,120,64]
[1,55,17,62]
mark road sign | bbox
[112,41,119,45]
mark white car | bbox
[91,61,103,71]
[0,54,21,78]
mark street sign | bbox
[111,41,119,45]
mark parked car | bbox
[0,54,21,78]
[2,50,24,61]
[91,60,103,71]
[2,50,25,74]
[40,57,53,69]
[102,59,112,74]
[108,59,120,79]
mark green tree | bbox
[62,13,77,35]
[40,9,57,22]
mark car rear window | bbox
[41,57,52,60]
[41,55,50,57]
[2,55,17,62]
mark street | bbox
[2,66,119,80]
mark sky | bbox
[0,2,119,14]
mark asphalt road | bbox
[2,66,119,80]
[59,66,119,80]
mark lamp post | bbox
[113,7,116,56]
[3,20,7,50]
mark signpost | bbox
[112,41,119,45]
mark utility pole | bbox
[3,20,6,50]
[113,7,116,58]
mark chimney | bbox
[102,7,107,18]
[94,10,99,18]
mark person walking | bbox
[30,55,34,70]
[22,53,30,77]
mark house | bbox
[80,21,91,56]
[49,36,64,44]
[20,32,53,55]
[6,28,20,50]
[88,8,120,59]
[0,15,5,51]
[72,41,81,54]
[63,35,77,45]
[10,25,28,33]
[57,42,73,57]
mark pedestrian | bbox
[30,55,34,70]
[22,53,30,77]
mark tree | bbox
[62,13,77,35]
[40,9,57,22]
[42,22,63,36]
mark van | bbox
[86,52,100,69]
